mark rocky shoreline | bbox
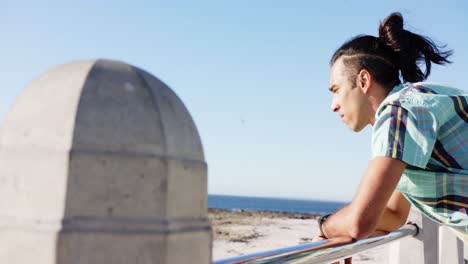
[208,208,388,263]
[208,208,320,244]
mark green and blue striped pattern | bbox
[372,83,468,233]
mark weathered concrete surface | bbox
[389,207,465,264]
[0,60,211,263]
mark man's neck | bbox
[368,84,392,125]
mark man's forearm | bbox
[321,204,355,238]
[320,158,408,239]
[374,207,407,232]
[321,205,407,239]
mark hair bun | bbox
[378,12,405,51]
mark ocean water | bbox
[208,194,347,215]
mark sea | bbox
[208,194,347,215]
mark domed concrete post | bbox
[0,60,211,263]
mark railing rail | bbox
[213,224,418,264]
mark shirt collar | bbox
[387,83,407,97]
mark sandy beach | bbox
[209,208,390,263]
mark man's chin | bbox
[348,123,366,132]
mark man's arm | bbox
[321,157,408,239]
[374,190,411,232]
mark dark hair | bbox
[330,12,453,89]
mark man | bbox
[314,12,468,248]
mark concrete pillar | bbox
[438,226,464,264]
[0,60,211,263]
[389,207,465,264]
[389,208,439,264]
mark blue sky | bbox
[2,1,467,201]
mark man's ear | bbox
[358,69,372,93]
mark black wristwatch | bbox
[318,213,332,238]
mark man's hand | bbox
[311,229,352,263]
[310,234,352,263]
[311,230,326,242]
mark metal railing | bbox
[213,224,418,264]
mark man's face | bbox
[329,58,370,132]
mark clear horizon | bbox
[2,1,467,201]
[208,193,348,203]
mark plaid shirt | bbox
[372,82,468,233]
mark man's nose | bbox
[331,97,340,112]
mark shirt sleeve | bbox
[371,102,438,168]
